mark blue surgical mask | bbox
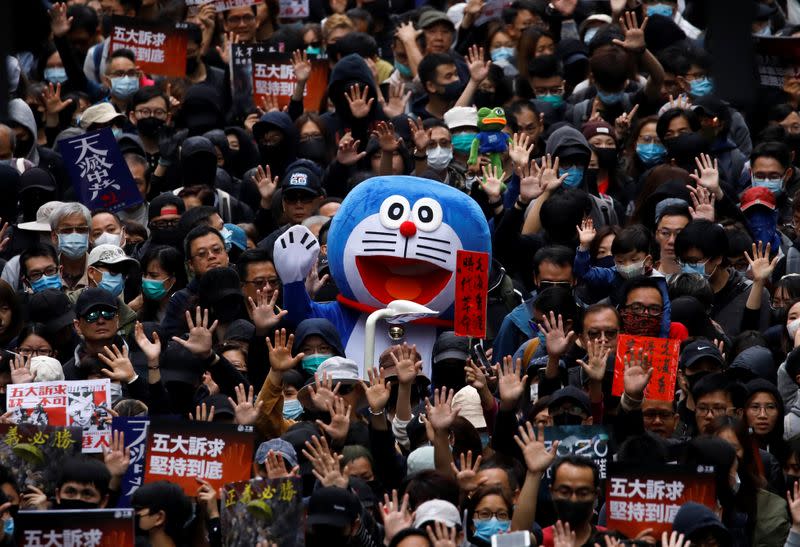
[597,89,625,105]
[473,517,511,541]
[3,517,12,537]
[306,46,321,56]
[30,273,62,293]
[283,398,303,419]
[452,133,476,154]
[142,278,168,300]
[490,46,515,64]
[302,354,329,374]
[112,127,123,140]
[97,271,124,297]
[636,142,667,166]
[559,166,584,188]
[44,67,68,84]
[539,93,564,108]
[646,4,674,17]
[57,233,89,259]
[110,75,139,99]
[682,261,710,278]
[220,227,234,252]
[752,176,784,195]
[689,77,713,97]
[583,27,599,45]
[394,60,413,78]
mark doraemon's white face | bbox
[342,195,463,311]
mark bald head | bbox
[0,125,16,160]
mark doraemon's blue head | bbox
[328,176,491,319]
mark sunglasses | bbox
[82,309,117,323]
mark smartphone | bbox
[471,339,491,372]
[491,531,531,547]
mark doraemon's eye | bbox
[411,198,443,232]
[379,195,411,229]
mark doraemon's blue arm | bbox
[282,280,356,332]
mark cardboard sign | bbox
[112,417,149,508]
[143,420,254,495]
[222,477,303,545]
[6,380,112,454]
[279,0,309,18]
[606,464,716,538]
[60,128,145,213]
[216,0,261,11]
[612,334,680,402]
[544,425,611,480]
[251,49,329,111]
[454,250,490,338]
[755,36,800,88]
[109,16,188,77]
[15,509,134,547]
[475,0,511,26]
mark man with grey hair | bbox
[49,202,92,290]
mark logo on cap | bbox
[289,173,308,186]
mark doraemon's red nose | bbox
[399,220,417,238]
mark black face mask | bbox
[299,137,328,165]
[306,526,352,547]
[686,370,710,392]
[595,147,618,170]
[16,137,33,158]
[137,117,165,139]
[553,498,594,529]
[439,80,465,102]
[57,498,100,510]
[772,306,787,326]
[186,56,200,75]
[474,90,496,109]
[214,299,243,323]
[552,413,584,426]
[150,226,182,247]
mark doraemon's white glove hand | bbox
[273,225,320,284]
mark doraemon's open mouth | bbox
[356,255,452,305]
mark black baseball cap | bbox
[74,288,118,317]
[548,386,591,415]
[28,289,74,333]
[679,339,723,370]
[280,165,323,196]
[306,486,361,527]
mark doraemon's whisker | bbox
[418,235,449,244]
[363,239,397,244]
[415,253,448,263]
[416,244,450,254]
[365,231,397,237]
[363,248,396,253]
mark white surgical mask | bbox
[788,317,800,341]
[616,260,646,279]
[94,231,122,247]
[427,145,453,171]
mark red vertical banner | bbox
[454,250,489,338]
[612,334,680,401]
[109,16,188,77]
[251,49,329,112]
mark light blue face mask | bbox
[636,142,667,166]
[110,75,139,99]
[646,4,674,17]
[301,353,329,374]
[57,233,89,259]
[3,517,12,537]
[559,166,584,188]
[682,261,709,278]
[452,133,476,154]
[30,273,62,293]
[689,77,713,97]
[112,127,123,140]
[142,278,168,300]
[44,67,68,84]
[394,60,413,78]
[306,46,321,56]
[752,176,784,195]
[539,93,564,108]
[283,398,304,419]
[597,89,625,105]
[473,517,511,541]
[97,271,124,297]
[583,27,599,45]
[490,46,515,64]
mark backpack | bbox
[590,193,619,227]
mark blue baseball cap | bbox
[255,438,298,467]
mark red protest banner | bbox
[216,0,262,12]
[143,420,254,495]
[612,334,680,402]
[109,16,188,77]
[15,508,135,547]
[606,465,716,538]
[455,250,489,338]
[252,50,329,112]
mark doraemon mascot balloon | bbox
[273,175,491,377]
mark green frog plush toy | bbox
[468,107,512,178]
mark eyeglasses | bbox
[192,245,226,261]
[227,13,256,25]
[552,485,596,500]
[82,309,117,323]
[108,69,139,79]
[538,280,571,291]
[475,509,510,521]
[585,328,618,340]
[643,410,675,421]
[56,225,89,235]
[243,277,281,288]
[622,303,663,316]
[17,347,54,357]
[27,266,58,282]
[300,133,323,143]
[150,219,179,230]
[134,108,168,120]
[746,403,779,415]
[695,405,732,417]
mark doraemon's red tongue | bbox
[356,256,452,305]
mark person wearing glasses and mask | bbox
[48,202,92,291]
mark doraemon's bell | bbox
[388,325,405,341]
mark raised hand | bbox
[336,133,366,165]
[264,450,298,479]
[612,11,648,52]
[623,348,653,400]
[516,158,545,203]
[192,402,215,422]
[227,383,263,426]
[10,354,33,385]
[302,435,348,488]
[216,32,240,65]
[98,344,137,383]
[267,328,304,372]
[541,311,576,358]
[305,261,330,298]
[390,343,422,385]
[427,520,459,547]
[514,421,559,474]
[49,2,72,38]
[41,83,73,115]
[103,430,130,477]
[540,154,567,193]
[309,371,341,411]
[577,217,596,250]
[495,356,528,410]
[788,480,800,529]
[195,478,220,519]
[450,450,485,493]
[260,94,281,114]
[317,396,351,443]
[745,241,779,284]
[360,367,391,414]
[345,84,374,119]
[661,531,691,547]
[467,44,491,82]
[291,49,311,82]
[380,490,414,544]
[509,132,534,167]
[552,0,578,16]
[576,339,612,382]
[690,153,722,198]
[247,289,287,334]
[408,117,431,152]
[395,21,421,45]
[668,93,692,111]
[383,82,411,118]
[480,163,505,202]
[134,321,161,366]
[373,121,401,152]
[687,184,715,222]
[425,387,460,432]
[553,520,577,547]
[172,307,218,359]
[614,103,639,141]
[464,358,494,391]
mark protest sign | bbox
[0,423,81,497]
[251,48,329,111]
[475,0,511,26]
[612,334,680,402]
[279,0,309,18]
[15,508,135,547]
[6,379,112,454]
[216,0,261,11]
[185,0,214,17]
[544,425,611,480]
[755,36,800,88]
[109,16,188,77]
[112,417,149,508]
[59,128,144,213]
[143,420,254,495]
[454,250,490,338]
[222,477,303,546]
[606,464,716,538]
